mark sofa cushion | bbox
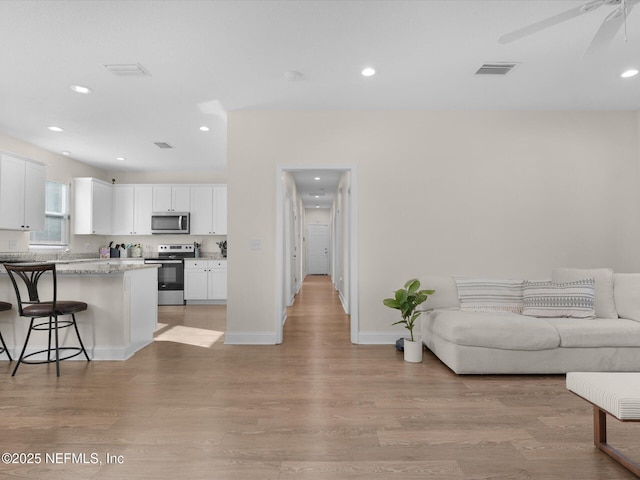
[552,267,617,319]
[426,310,560,351]
[455,278,523,313]
[614,273,640,322]
[544,317,640,347]
[522,279,595,318]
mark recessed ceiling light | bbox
[70,84,92,94]
[116,157,126,161]
[621,69,639,78]
[62,151,70,156]
[314,177,321,181]
[315,205,320,208]
[361,67,376,77]
[47,126,64,132]
[314,195,320,198]
[199,126,210,132]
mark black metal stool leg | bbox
[0,331,11,361]
[54,315,60,377]
[47,316,53,362]
[12,318,35,376]
[71,314,90,361]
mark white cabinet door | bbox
[184,261,209,300]
[190,184,227,235]
[153,185,190,212]
[0,155,46,231]
[134,185,153,235]
[173,186,191,212]
[112,185,135,235]
[213,185,227,235]
[23,161,46,231]
[73,178,112,235]
[208,261,227,300]
[0,155,26,229]
[152,186,172,212]
[92,181,112,235]
[190,186,214,235]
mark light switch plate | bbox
[250,239,262,250]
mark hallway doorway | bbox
[275,164,358,345]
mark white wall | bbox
[305,208,330,225]
[227,111,640,343]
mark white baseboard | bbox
[224,332,277,345]
[357,332,402,344]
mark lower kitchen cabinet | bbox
[184,259,227,302]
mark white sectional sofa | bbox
[419,268,640,374]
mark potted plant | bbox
[383,279,435,363]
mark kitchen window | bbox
[29,181,70,247]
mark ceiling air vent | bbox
[102,63,151,76]
[154,142,173,149]
[475,63,518,75]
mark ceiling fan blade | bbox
[498,0,606,44]
[583,2,635,56]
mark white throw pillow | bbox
[522,279,595,319]
[551,268,617,319]
[454,278,524,314]
[614,273,640,322]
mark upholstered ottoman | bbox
[567,372,640,476]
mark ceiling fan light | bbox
[621,69,639,78]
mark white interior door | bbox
[306,224,330,275]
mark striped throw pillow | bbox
[522,279,595,318]
[455,278,524,314]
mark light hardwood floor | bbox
[0,275,638,479]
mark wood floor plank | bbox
[0,275,637,478]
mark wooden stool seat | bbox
[567,372,640,476]
[0,301,11,361]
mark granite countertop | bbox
[0,258,159,275]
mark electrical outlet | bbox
[8,240,17,250]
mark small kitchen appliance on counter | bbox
[144,244,195,305]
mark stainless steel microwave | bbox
[151,212,190,234]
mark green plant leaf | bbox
[395,289,408,303]
[383,298,399,309]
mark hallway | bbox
[283,275,350,347]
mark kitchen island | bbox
[0,260,159,361]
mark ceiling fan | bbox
[498,0,638,57]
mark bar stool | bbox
[0,301,12,361]
[4,263,90,376]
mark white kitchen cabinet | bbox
[0,154,46,231]
[152,185,190,212]
[134,185,153,235]
[190,185,227,235]
[111,185,153,235]
[111,185,134,235]
[73,177,112,235]
[184,259,227,301]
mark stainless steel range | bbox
[144,244,195,305]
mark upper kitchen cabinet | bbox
[190,185,227,235]
[0,154,46,231]
[152,185,190,212]
[112,185,153,235]
[73,178,112,235]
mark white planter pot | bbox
[403,338,423,363]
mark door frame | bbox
[275,164,358,344]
